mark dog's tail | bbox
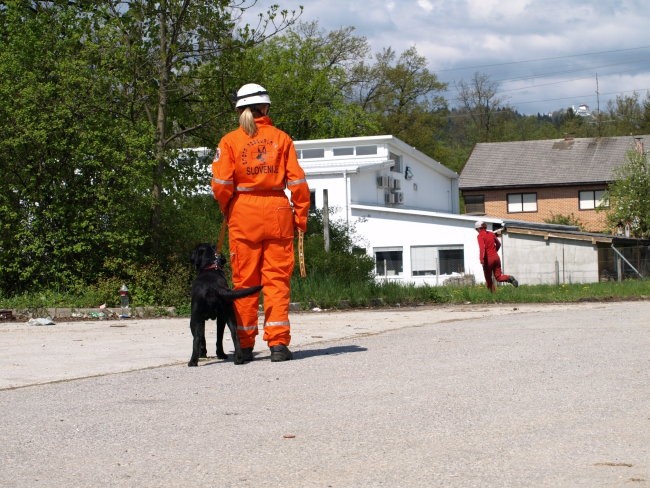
[219,285,263,301]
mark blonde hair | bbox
[238,104,269,136]
[239,107,257,136]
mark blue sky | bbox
[243,0,650,115]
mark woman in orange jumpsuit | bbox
[475,221,518,292]
[211,83,310,362]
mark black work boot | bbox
[509,276,519,288]
[270,344,293,362]
[241,347,254,362]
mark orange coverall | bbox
[211,115,310,349]
[477,228,512,292]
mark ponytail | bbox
[239,107,257,136]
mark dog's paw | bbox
[188,360,198,367]
[216,352,228,360]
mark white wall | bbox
[350,207,489,286]
[501,233,599,284]
[297,135,459,220]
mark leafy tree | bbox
[300,209,374,285]
[368,47,447,157]
[606,92,647,135]
[230,21,379,140]
[604,149,650,238]
[0,1,301,295]
[101,1,302,256]
[0,2,151,293]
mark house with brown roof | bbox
[459,135,648,232]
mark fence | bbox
[598,244,650,281]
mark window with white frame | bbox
[355,145,378,156]
[411,246,436,276]
[297,148,325,159]
[332,147,354,156]
[411,245,465,276]
[438,248,465,275]
[374,247,403,276]
[507,193,537,213]
[579,189,609,209]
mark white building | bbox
[295,135,494,286]
[193,135,648,286]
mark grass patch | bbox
[1,278,648,315]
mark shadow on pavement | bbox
[294,344,368,360]
[195,344,368,365]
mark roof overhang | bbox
[351,204,502,226]
[303,160,393,176]
[460,181,611,191]
[505,226,612,244]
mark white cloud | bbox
[417,0,434,13]
[245,0,650,114]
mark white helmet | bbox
[235,83,271,108]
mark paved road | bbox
[1,302,649,487]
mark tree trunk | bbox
[151,0,169,256]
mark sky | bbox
[243,0,650,116]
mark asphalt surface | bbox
[1,301,649,487]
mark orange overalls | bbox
[211,116,310,349]
[477,228,512,292]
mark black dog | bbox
[188,243,262,366]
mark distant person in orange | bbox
[211,83,310,362]
[475,221,518,292]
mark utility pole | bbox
[595,73,602,137]
[323,189,330,252]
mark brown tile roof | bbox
[459,135,648,190]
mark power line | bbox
[493,57,650,87]
[439,46,650,112]
[435,45,650,73]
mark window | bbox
[374,248,403,276]
[464,194,485,214]
[507,193,537,213]
[355,145,377,156]
[579,189,609,209]
[411,247,436,276]
[333,147,354,156]
[439,248,465,275]
[389,152,403,173]
[411,246,465,276]
[298,148,324,159]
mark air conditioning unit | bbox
[384,191,392,204]
[376,175,389,188]
[396,191,404,203]
[392,179,401,190]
